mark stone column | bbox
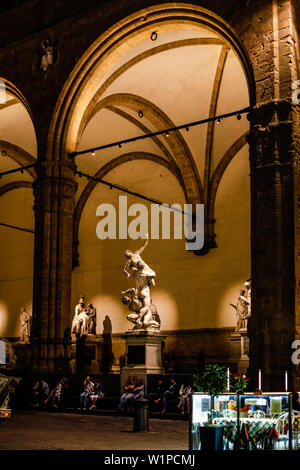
[242,0,300,391]
[31,160,77,373]
[247,99,298,390]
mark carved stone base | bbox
[229,329,249,374]
[120,330,165,394]
[70,334,102,375]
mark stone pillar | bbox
[247,99,298,390]
[243,0,300,391]
[31,160,77,373]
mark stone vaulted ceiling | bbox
[74,26,250,255]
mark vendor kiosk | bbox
[189,392,298,450]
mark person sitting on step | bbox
[161,378,178,414]
[89,379,104,410]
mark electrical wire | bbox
[69,106,250,158]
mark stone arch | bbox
[0,181,32,197]
[0,77,33,118]
[82,92,202,204]
[24,1,257,373]
[0,140,36,178]
[0,77,37,339]
[77,36,227,144]
[72,150,185,268]
[47,3,255,162]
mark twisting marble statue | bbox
[122,235,160,330]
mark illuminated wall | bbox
[72,148,250,334]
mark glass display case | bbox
[190,392,300,450]
[189,393,212,450]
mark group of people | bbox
[116,376,192,415]
[79,376,104,410]
[116,377,145,413]
[30,375,192,415]
[31,375,105,411]
[148,378,192,415]
[31,377,69,409]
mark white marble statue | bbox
[122,235,160,330]
[122,288,160,329]
[231,280,252,332]
[19,307,31,343]
[244,279,251,317]
[71,296,97,335]
[71,296,87,335]
[87,303,96,335]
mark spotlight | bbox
[237,114,241,120]
[119,144,122,148]
[166,132,170,137]
[151,32,158,41]
[138,110,143,118]
[186,127,189,132]
[21,169,24,174]
[217,118,221,124]
[1,150,6,156]
[91,150,95,156]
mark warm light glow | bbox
[285,370,288,392]
[0,301,9,336]
[227,367,230,392]
[258,369,262,390]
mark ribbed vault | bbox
[73,23,249,263]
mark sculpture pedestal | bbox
[70,334,102,375]
[229,329,249,374]
[121,330,165,394]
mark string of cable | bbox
[0,105,251,228]
[69,106,250,158]
[76,170,188,215]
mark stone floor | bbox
[0,410,189,450]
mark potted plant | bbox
[193,364,227,450]
[193,364,227,397]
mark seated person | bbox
[79,376,94,410]
[128,378,145,410]
[177,384,192,415]
[117,376,136,413]
[89,379,105,410]
[46,377,69,408]
[148,379,164,404]
[32,378,49,407]
[132,379,145,404]
[161,378,178,414]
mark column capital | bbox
[247,99,297,169]
[247,99,293,127]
